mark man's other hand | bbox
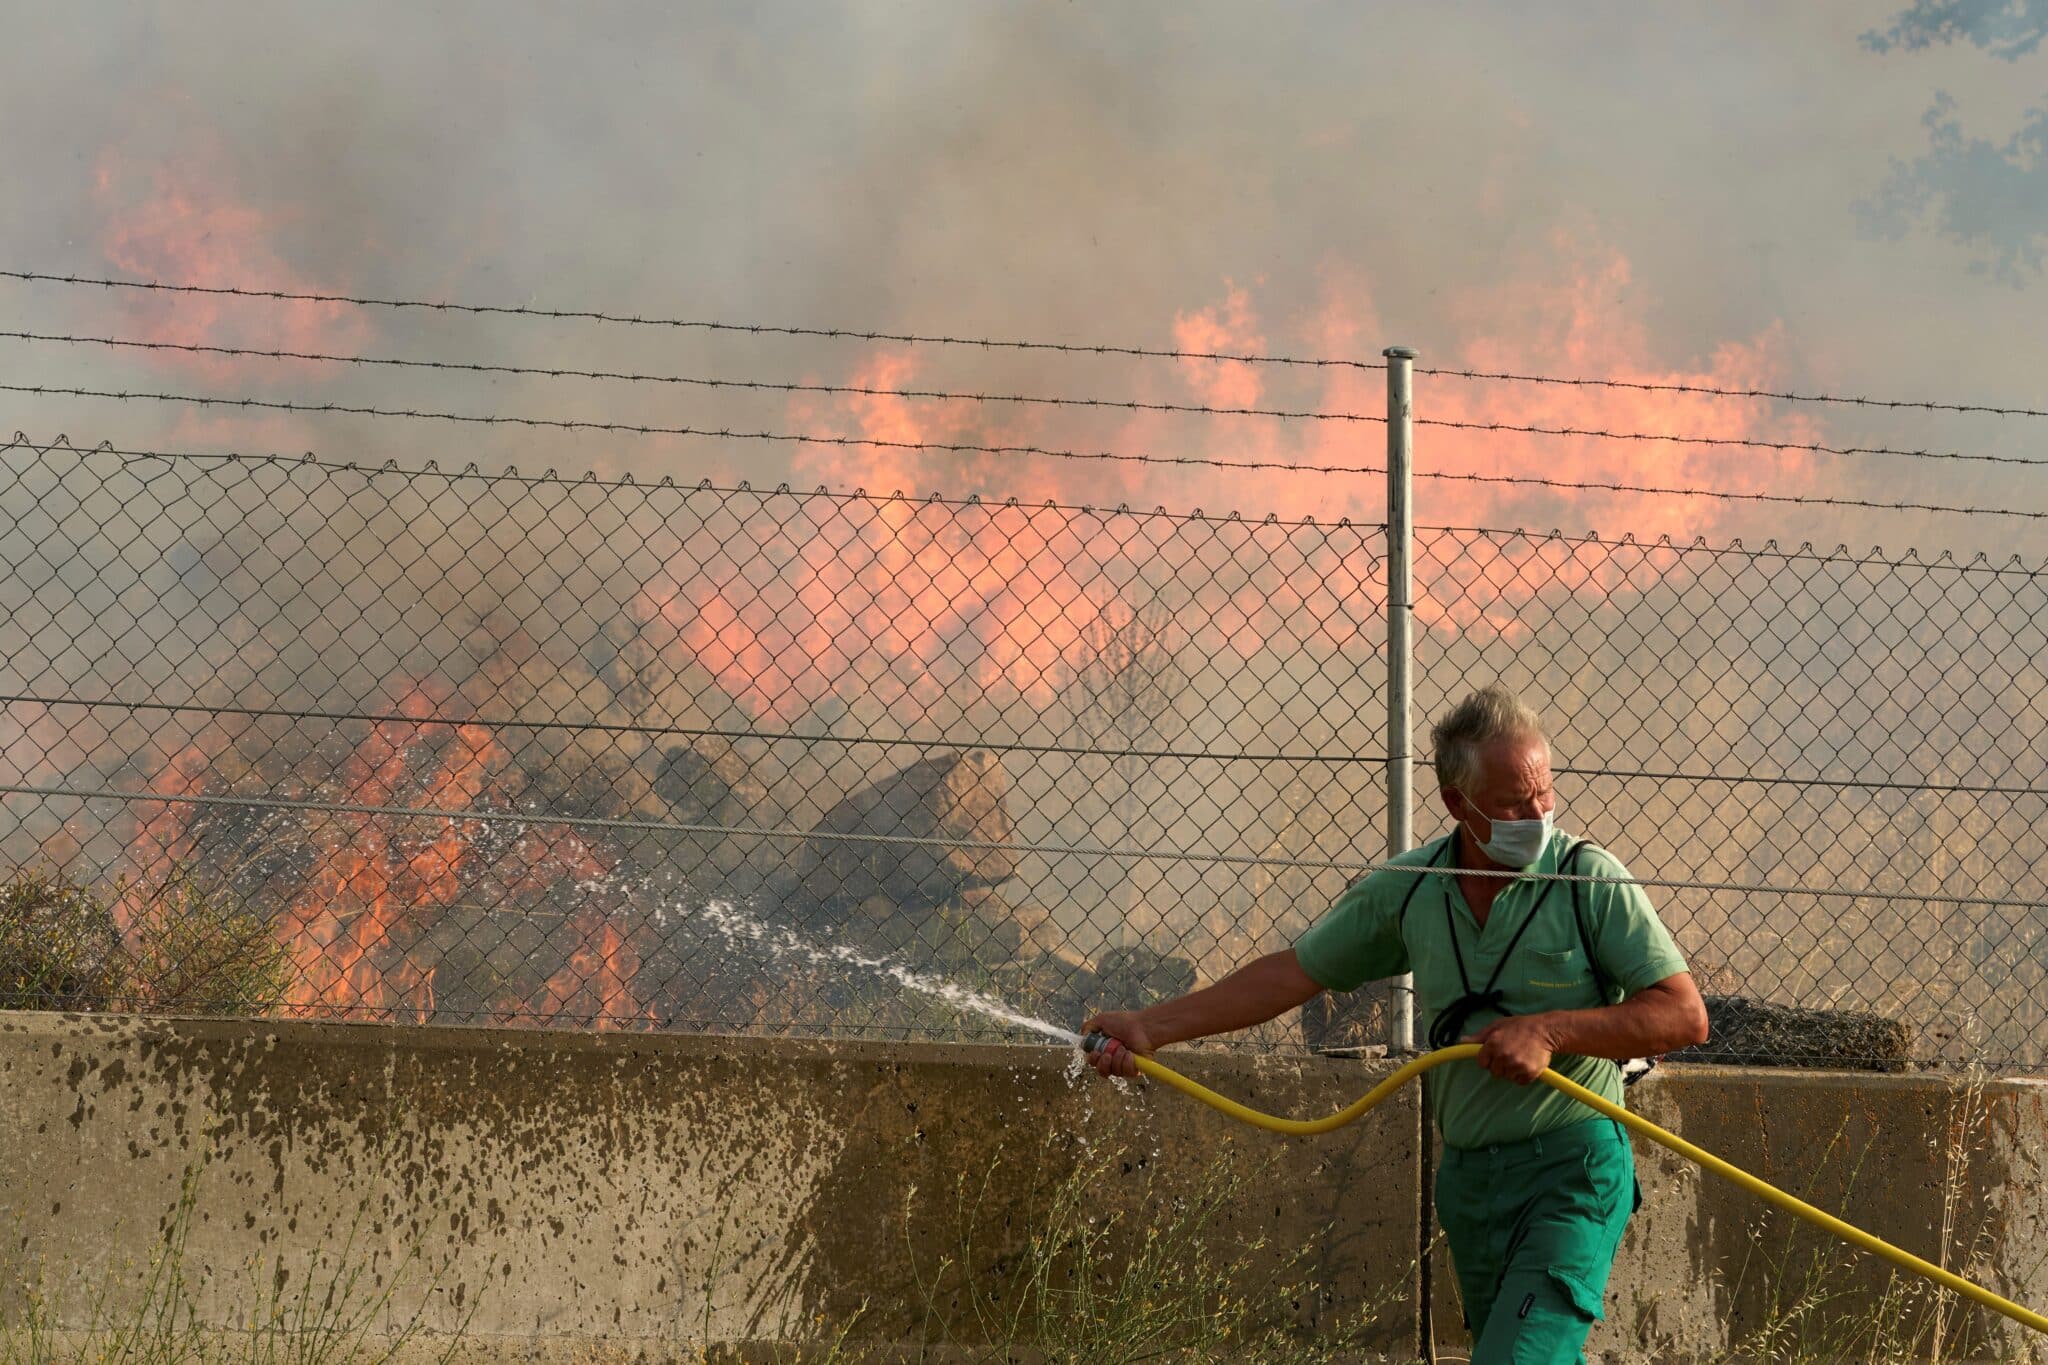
[1470,1013,1557,1085]
[1080,1010,1152,1079]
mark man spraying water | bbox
[1084,684,1709,1364]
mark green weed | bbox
[0,862,292,1018]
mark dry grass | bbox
[900,1142,1405,1364]
[1702,1070,2047,1364]
[0,1171,472,1365]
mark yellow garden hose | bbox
[1085,1038,2048,1337]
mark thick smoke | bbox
[4,3,2047,1055]
[1,3,2043,547]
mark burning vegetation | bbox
[6,161,2043,1059]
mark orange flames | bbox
[272,692,497,1020]
[542,919,647,1027]
[1173,281,1267,411]
[115,744,213,943]
[93,140,369,381]
[123,681,654,1029]
[88,186,1837,1016]
[86,133,368,451]
[87,136,660,1024]
[636,478,1101,722]
[639,239,1826,718]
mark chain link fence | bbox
[4,435,2044,1068]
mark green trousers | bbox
[1436,1117,1639,1365]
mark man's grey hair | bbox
[1431,685,1548,793]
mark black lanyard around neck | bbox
[1425,830,1584,1049]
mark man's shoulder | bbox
[1555,837,1664,923]
[1341,834,1452,893]
[1389,834,1454,869]
[1553,832,1628,875]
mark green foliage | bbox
[115,869,294,1016]
[0,863,292,1018]
[0,866,122,1011]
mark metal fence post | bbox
[1385,346,1436,1363]
[1385,345,1417,1055]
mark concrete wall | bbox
[0,1012,1419,1360]
[1,1012,2044,1362]
[1599,1068,2048,1363]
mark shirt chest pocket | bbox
[1518,946,1593,995]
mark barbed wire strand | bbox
[13,433,1377,530]
[9,268,2047,418]
[4,381,1365,476]
[8,693,2046,798]
[0,693,1387,767]
[16,435,2048,551]
[1414,522,2045,576]
[12,393,2048,520]
[1417,363,2048,420]
[1408,416,2039,469]
[5,779,2039,910]
[0,269,1367,373]
[9,328,2038,467]
[1413,469,2048,521]
[0,329,1385,427]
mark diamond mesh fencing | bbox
[3,436,2043,1068]
[0,437,1392,1050]
[1414,527,2048,1069]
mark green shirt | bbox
[1294,828,1688,1150]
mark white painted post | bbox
[1384,346,1417,1055]
[1384,344,1435,1365]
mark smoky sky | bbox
[1861,1,2048,284]
[2,1,2045,557]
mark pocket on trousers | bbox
[1484,1268,1602,1361]
[1545,1265,1605,1322]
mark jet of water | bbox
[690,894,1082,1046]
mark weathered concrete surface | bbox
[1429,1068,2048,1364]
[0,1012,1418,1360]
[5,1012,2047,1362]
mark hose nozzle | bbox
[1083,1032,1136,1061]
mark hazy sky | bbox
[3,1,2045,556]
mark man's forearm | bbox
[1139,949,1325,1048]
[1538,977,1709,1060]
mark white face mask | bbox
[1458,791,1554,868]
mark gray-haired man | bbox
[1086,685,1707,1362]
